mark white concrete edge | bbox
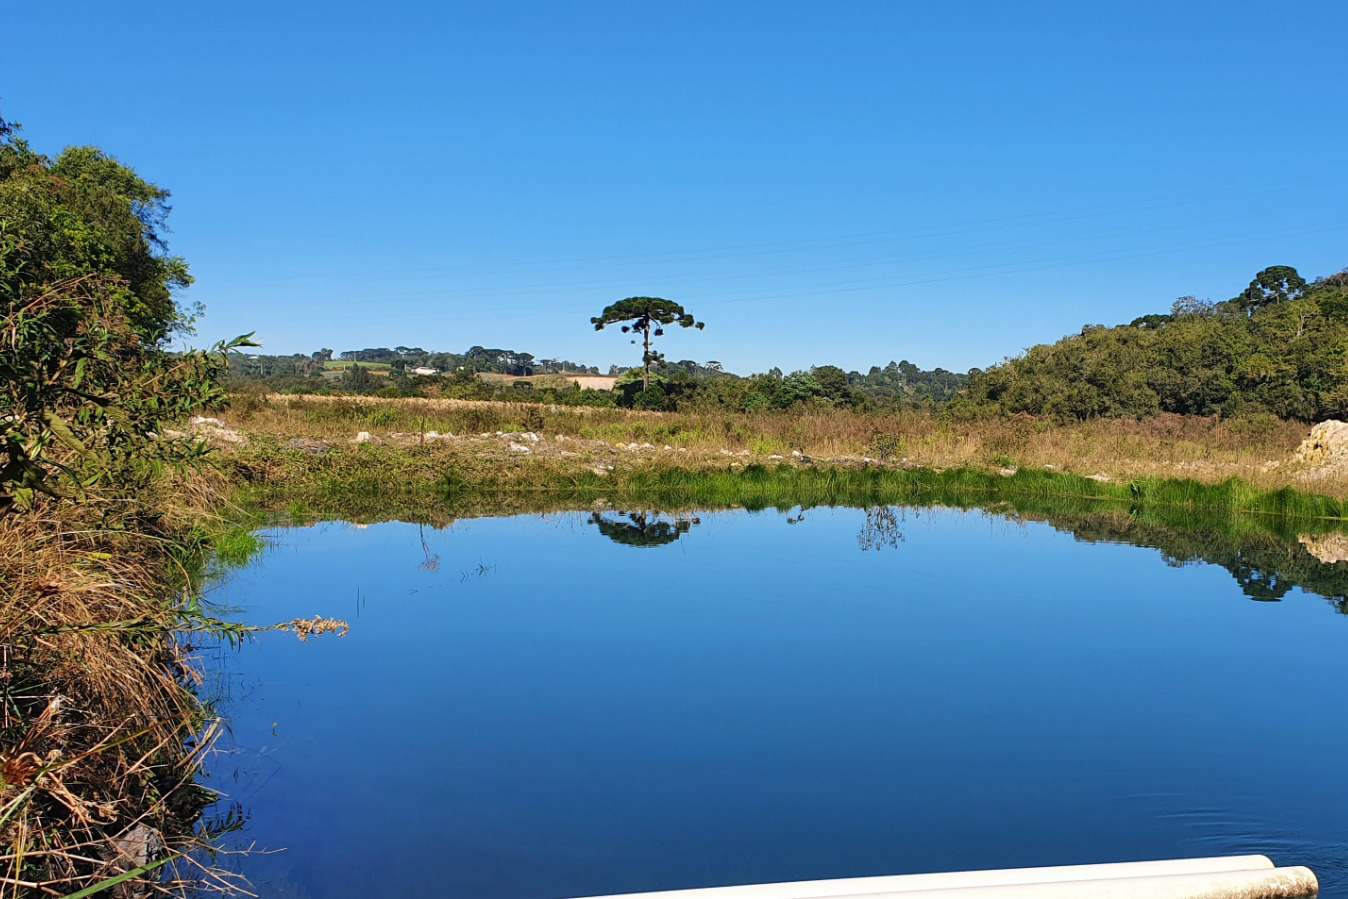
[827,866,1319,899]
[564,854,1278,898]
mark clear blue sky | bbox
[6,1,1346,374]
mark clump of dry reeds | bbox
[0,485,250,897]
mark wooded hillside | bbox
[951,266,1348,421]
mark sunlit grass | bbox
[222,393,1342,496]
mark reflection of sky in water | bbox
[204,508,1348,899]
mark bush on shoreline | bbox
[1,112,251,896]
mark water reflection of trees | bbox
[1027,510,1348,612]
[785,501,1348,612]
[857,506,905,551]
[784,505,907,551]
[588,510,701,548]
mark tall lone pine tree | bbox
[591,296,704,390]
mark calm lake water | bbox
[207,505,1348,898]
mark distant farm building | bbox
[412,367,439,376]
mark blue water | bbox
[207,507,1348,897]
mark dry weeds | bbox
[0,479,248,897]
[223,394,1348,498]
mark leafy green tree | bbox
[1235,265,1306,316]
[591,296,704,390]
[0,113,253,509]
[811,365,851,403]
[342,363,374,392]
[777,370,824,408]
[0,137,193,343]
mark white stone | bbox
[1295,420,1348,469]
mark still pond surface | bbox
[208,506,1348,898]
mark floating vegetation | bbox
[269,615,351,642]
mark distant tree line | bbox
[230,344,605,381]
[229,264,1347,422]
[332,345,602,376]
[950,265,1348,422]
[618,362,967,413]
[229,348,966,413]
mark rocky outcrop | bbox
[1294,420,1348,468]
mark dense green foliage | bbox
[952,265,1348,421]
[0,114,249,509]
[850,360,968,405]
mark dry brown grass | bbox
[223,394,1346,498]
[0,478,248,897]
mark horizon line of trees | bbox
[229,349,968,413]
[228,263,1347,423]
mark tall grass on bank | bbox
[0,476,255,898]
[225,393,1332,495]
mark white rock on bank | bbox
[1295,420,1348,468]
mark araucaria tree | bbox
[591,296,704,389]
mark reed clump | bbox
[0,474,253,898]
